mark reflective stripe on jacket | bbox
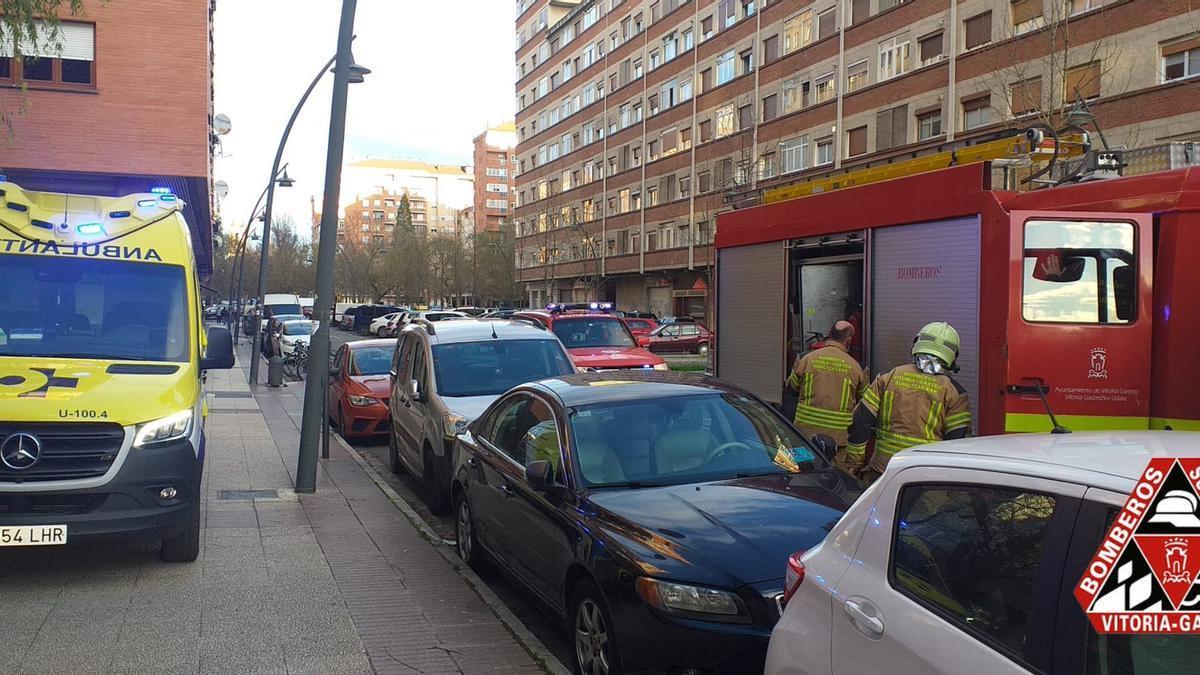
[786,343,869,446]
[846,363,972,472]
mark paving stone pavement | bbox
[0,340,546,675]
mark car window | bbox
[891,484,1058,659]
[661,325,680,337]
[520,410,564,484]
[628,320,650,330]
[551,317,635,348]
[1085,508,1199,673]
[333,345,346,374]
[350,347,393,376]
[411,339,428,386]
[390,338,405,375]
[681,325,699,336]
[484,396,531,456]
[431,339,574,397]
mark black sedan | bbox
[450,371,856,674]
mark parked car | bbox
[388,319,576,514]
[639,322,712,355]
[513,304,666,371]
[617,310,658,320]
[354,304,404,334]
[765,431,1200,675]
[658,315,698,325]
[622,316,659,339]
[453,306,488,317]
[480,309,518,320]
[299,296,315,318]
[339,306,359,330]
[328,339,397,438]
[333,302,358,326]
[369,312,403,336]
[261,293,303,330]
[279,319,315,357]
[451,371,856,674]
[409,310,470,324]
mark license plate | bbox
[0,525,67,546]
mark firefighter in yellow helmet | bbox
[786,320,869,474]
[845,322,972,484]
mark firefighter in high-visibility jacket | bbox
[845,322,972,483]
[787,321,870,473]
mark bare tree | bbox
[1,1,87,138]
[336,211,395,303]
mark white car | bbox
[369,312,402,335]
[766,431,1200,675]
[278,319,315,357]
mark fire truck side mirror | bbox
[1113,264,1136,322]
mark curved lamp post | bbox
[248,47,370,385]
[226,164,292,342]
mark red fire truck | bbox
[713,140,1199,436]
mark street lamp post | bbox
[297,0,363,493]
[248,53,339,385]
[227,165,291,343]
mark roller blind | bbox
[1011,0,1043,26]
[1065,62,1101,101]
[1010,77,1042,114]
[9,21,93,60]
[1163,37,1200,57]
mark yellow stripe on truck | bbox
[1005,413,1150,433]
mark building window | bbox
[817,8,836,41]
[762,93,778,121]
[963,96,991,129]
[851,0,869,25]
[698,171,712,192]
[917,109,943,141]
[1163,38,1200,82]
[875,104,908,151]
[784,11,813,53]
[1011,0,1043,33]
[1068,0,1109,15]
[846,126,868,157]
[814,72,835,103]
[763,35,779,63]
[719,0,736,28]
[964,11,992,51]
[847,60,869,92]
[738,104,752,130]
[1064,62,1101,102]
[4,21,95,88]
[815,137,834,165]
[715,104,736,137]
[699,119,712,142]
[781,135,809,174]
[1010,77,1042,115]
[716,51,735,85]
[878,36,910,81]
[918,32,943,66]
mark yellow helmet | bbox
[912,321,960,367]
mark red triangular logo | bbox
[1134,535,1200,608]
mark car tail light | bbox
[782,551,807,606]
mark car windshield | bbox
[0,254,189,362]
[272,314,305,324]
[569,393,820,488]
[283,322,314,336]
[267,303,302,316]
[551,317,635,348]
[350,347,392,375]
[432,339,574,397]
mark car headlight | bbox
[134,410,194,447]
[443,412,469,438]
[635,578,742,618]
[652,362,669,371]
[348,395,380,407]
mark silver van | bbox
[388,319,577,513]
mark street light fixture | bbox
[249,43,368,385]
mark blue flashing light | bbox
[642,364,653,369]
[7,202,28,212]
[150,187,173,195]
[0,173,6,182]
[158,194,178,203]
[77,223,104,236]
[137,199,158,208]
[109,210,131,219]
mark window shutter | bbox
[965,12,992,50]
[875,110,893,150]
[891,104,908,146]
[738,104,752,129]
[847,126,867,156]
[919,32,943,62]
[1010,77,1042,113]
[1163,36,1200,57]
[762,93,778,121]
[1065,62,1101,101]
[818,11,835,40]
[763,35,779,62]
[852,0,870,24]
[1011,0,1042,26]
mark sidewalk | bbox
[2,341,548,674]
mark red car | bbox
[639,322,712,355]
[328,338,396,438]
[622,316,659,338]
[514,303,667,371]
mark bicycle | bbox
[284,342,308,381]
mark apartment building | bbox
[472,123,520,233]
[511,0,1200,317]
[0,0,217,274]
[318,188,432,247]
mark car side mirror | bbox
[200,326,235,370]
[809,434,837,464]
[525,460,554,490]
[408,379,423,401]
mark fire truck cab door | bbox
[1005,211,1154,433]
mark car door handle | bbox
[843,599,884,636]
[467,456,479,468]
[499,482,515,499]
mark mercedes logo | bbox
[1,433,42,470]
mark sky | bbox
[213,0,515,242]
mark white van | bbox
[261,293,303,330]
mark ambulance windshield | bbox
[0,254,190,362]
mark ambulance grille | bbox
[0,423,125,483]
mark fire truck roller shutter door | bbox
[871,216,981,425]
[716,242,788,405]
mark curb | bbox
[335,434,570,675]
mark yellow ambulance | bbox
[0,180,233,562]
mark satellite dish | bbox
[213,114,232,135]
[215,180,230,200]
